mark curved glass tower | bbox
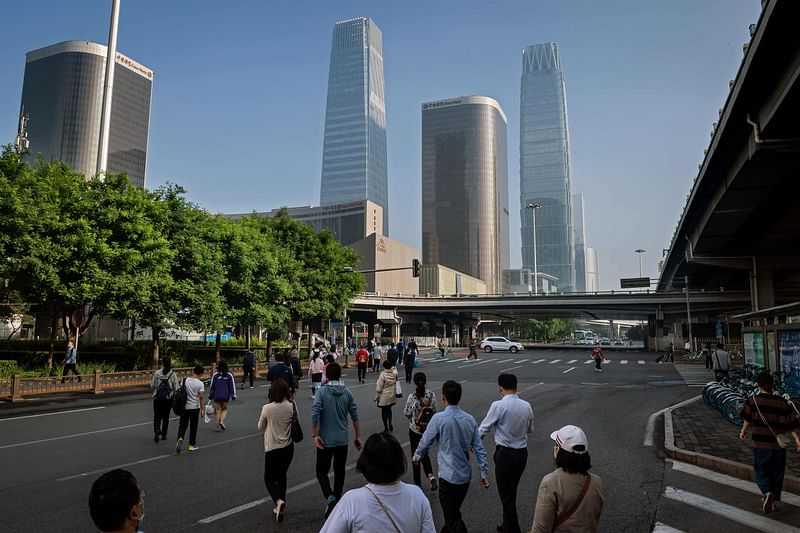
[320,17,389,234]
[520,42,576,292]
[421,96,510,294]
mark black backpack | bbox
[155,371,174,401]
[415,395,435,432]
[172,378,188,416]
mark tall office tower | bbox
[421,96,510,294]
[586,246,600,292]
[320,17,389,234]
[520,42,576,292]
[19,41,153,187]
[572,192,587,292]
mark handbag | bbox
[395,381,403,398]
[365,486,402,533]
[290,401,304,443]
[752,396,792,449]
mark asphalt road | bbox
[0,348,759,532]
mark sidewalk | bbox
[667,396,800,493]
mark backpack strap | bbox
[554,475,591,530]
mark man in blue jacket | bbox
[311,363,362,518]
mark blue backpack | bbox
[155,371,174,401]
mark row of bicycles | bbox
[702,363,800,426]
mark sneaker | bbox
[275,499,286,523]
[324,495,336,518]
[188,444,199,452]
[429,476,438,491]
[220,422,226,431]
[763,492,774,514]
[175,437,183,454]
[154,432,160,443]
[249,386,254,389]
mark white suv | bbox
[480,337,524,353]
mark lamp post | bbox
[634,249,646,278]
[96,0,121,179]
[527,203,541,295]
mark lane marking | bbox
[653,523,686,533]
[567,359,577,364]
[583,360,593,364]
[668,460,800,507]
[638,360,646,365]
[643,396,700,446]
[57,433,260,482]
[0,406,105,422]
[459,380,468,384]
[500,365,523,373]
[663,486,797,533]
[457,358,496,369]
[446,358,463,364]
[1,417,177,450]
[548,359,561,364]
[620,360,628,365]
[519,382,545,394]
[532,359,545,364]
[516,359,529,363]
[562,367,576,374]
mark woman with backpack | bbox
[151,358,179,443]
[209,360,237,431]
[375,360,398,432]
[309,350,325,399]
[403,372,438,490]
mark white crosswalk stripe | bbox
[652,523,685,533]
[457,358,496,369]
[516,359,529,363]
[638,360,646,365]
[548,359,561,364]
[567,359,578,364]
[563,367,576,374]
[583,359,593,364]
[532,359,545,364]
[620,360,628,365]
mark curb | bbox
[663,395,800,494]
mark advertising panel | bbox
[743,331,765,366]
[778,330,800,394]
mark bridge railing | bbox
[357,289,743,299]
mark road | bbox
[0,347,795,532]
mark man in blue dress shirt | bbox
[413,380,489,532]
[479,373,534,533]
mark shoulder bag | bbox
[290,401,304,443]
[553,474,592,531]
[365,486,402,533]
[752,396,792,449]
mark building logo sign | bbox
[115,53,153,79]
[422,98,463,110]
[377,238,386,253]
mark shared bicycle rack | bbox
[702,382,747,426]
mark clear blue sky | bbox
[0,0,762,289]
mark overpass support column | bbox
[390,323,400,344]
[754,260,775,311]
[368,323,376,343]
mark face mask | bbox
[553,445,559,459]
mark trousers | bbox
[316,445,348,501]
[754,448,787,501]
[494,446,528,533]
[264,444,294,504]
[152,398,172,436]
[438,478,470,533]
[409,429,433,486]
[177,408,200,445]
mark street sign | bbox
[620,277,651,289]
[69,309,85,330]
[331,321,344,329]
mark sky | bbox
[0,0,763,290]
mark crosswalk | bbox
[419,357,657,367]
[673,364,714,388]
[654,459,800,532]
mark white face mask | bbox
[553,444,559,459]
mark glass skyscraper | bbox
[572,192,587,292]
[320,17,389,234]
[20,41,153,188]
[519,42,576,292]
[421,96,510,294]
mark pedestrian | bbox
[684,339,692,355]
[405,338,418,384]
[209,360,237,432]
[176,364,205,453]
[242,349,257,388]
[267,352,296,393]
[61,338,81,383]
[739,372,800,514]
[712,343,732,381]
[467,338,478,360]
[591,344,605,372]
[664,342,675,363]
[438,338,446,358]
[404,372,438,491]
[320,432,435,533]
[311,363,363,518]
[373,342,383,372]
[478,373,534,533]
[367,338,375,371]
[530,425,604,532]
[289,345,302,390]
[413,380,490,533]
[386,342,399,368]
[375,360,398,432]
[258,378,297,523]
[151,357,178,443]
[356,345,369,383]
[309,350,325,399]
[396,339,406,366]
[88,469,145,533]
[703,343,714,370]
[321,353,334,386]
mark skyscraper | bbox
[19,41,153,187]
[572,192,587,292]
[519,42,576,292]
[421,96,510,294]
[320,17,389,234]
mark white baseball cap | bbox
[550,425,589,454]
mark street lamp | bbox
[527,203,541,295]
[634,249,646,278]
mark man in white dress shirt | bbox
[479,373,534,533]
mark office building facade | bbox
[520,42,576,291]
[421,96,510,294]
[586,246,600,292]
[320,17,389,234]
[20,41,153,187]
[572,192,587,292]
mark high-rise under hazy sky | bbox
[0,1,763,289]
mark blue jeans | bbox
[753,448,787,501]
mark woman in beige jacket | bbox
[374,360,398,432]
[530,425,604,533]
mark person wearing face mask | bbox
[530,425,604,533]
[88,469,146,533]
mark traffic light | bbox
[412,258,420,277]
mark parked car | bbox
[600,337,611,346]
[613,340,624,346]
[479,336,525,353]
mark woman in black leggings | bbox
[403,372,438,490]
[374,360,398,432]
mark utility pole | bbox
[635,249,646,278]
[96,0,121,179]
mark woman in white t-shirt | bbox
[320,432,435,533]
[257,378,296,524]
